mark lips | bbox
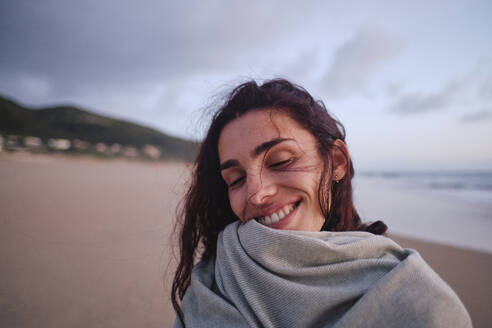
[256,201,300,226]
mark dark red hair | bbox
[171,79,387,321]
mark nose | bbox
[246,170,277,206]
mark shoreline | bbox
[389,230,492,255]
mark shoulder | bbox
[337,248,472,327]
[189,257,216,289]
[177,257,251,327]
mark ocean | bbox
[353,170,492,253]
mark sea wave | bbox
[358,170,492,204]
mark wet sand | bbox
[0,153,490,327]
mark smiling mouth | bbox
[256,200,301,226]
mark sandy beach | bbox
[0,152,490,327]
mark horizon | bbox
[2,91,492,171]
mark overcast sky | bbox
[1,0,491,170]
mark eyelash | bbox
[228,176,245,188]
[227,158,294,188]
[268,158,292,168]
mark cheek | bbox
[282,170,321,192]
[228,191,244,220]
[287,171,324,210]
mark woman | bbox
[172,79,471,327]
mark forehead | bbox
[218,109,315,161]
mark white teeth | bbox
[258,203,297,226]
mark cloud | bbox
[0,0,328,137]
[461,109,492,123]
[475,57,492,102]
[16,74,53,101]
[389,79,462,114]
[386,83,403,98]
[319,24,403,99]
[389,57,492,114]
[0,0,324,95]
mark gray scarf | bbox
[174,220,471,327]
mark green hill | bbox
[0,95,199,161]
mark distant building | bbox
[95,142,108,153]
[73,139,90,151]
[6,135,20,147]
[24,136,42,148]
[123,146,139,157]
[143,145,161,160]
[110,143,122,154]
[48,138,71,150]
[5,135,24,150]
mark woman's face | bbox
[218,109,326,231]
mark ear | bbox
[331,139,350,182]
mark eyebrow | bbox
[219,159,240,171]
[219,137,293,171]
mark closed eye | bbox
[228,176,245,188]
[268,159,292,168]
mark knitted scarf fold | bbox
[175,220,471,328]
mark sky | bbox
[1,0,491,170]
